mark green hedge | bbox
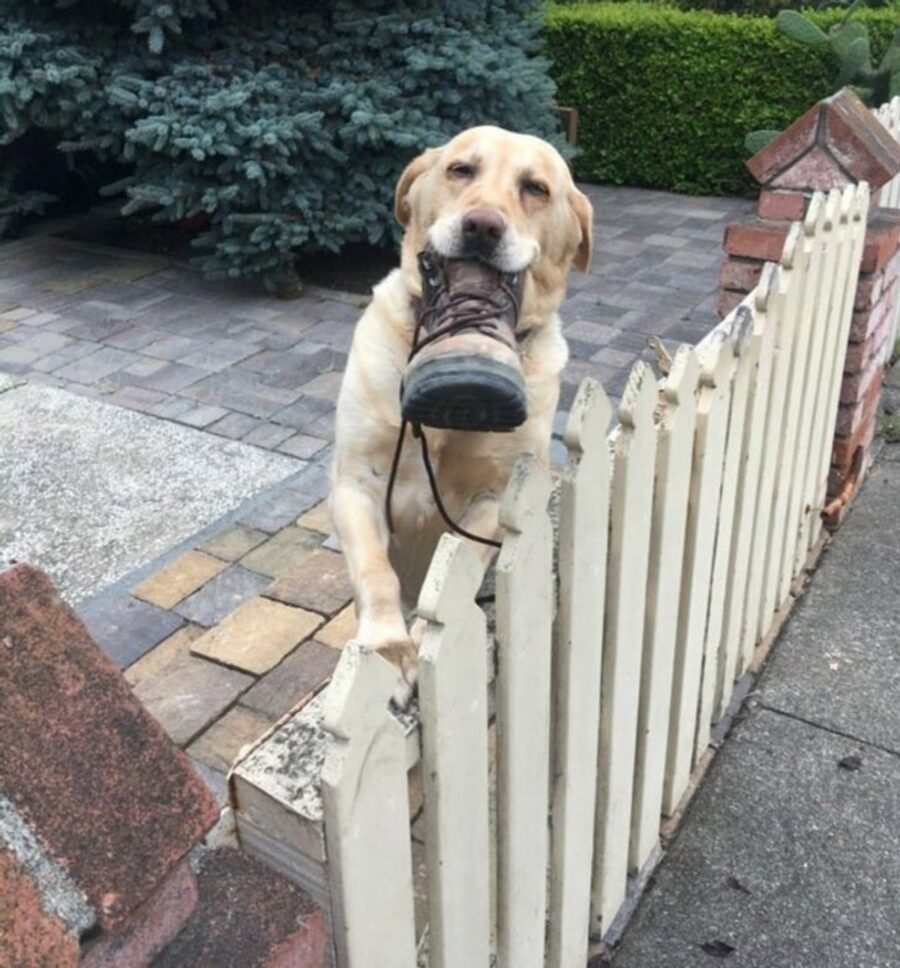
[546,3,899,195]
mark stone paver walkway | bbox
[0,185,752,790]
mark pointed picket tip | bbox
[617,360,657,431]
[417,532,483,625]
[697,329,735,388]
[754,261,778,313]
[780,220,801,269]
[660,345,700,407]
[322,642,400,742]
[728,304,754,358]
[563,377,612,454]
[499,453,551,534]
[803,191,825,238]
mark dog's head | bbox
[394,126,593,323]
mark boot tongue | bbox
[442,257,505,299]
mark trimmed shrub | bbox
[546,2,899,194]
[0,1,561,289]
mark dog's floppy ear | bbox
[569,187,594,273]
[394,147,440,227]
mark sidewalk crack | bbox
[757,702,900,760]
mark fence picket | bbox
[804,185,869,554]
[495,455,554,968]
[737,232,798,662]
[547,379,612,968]
[322,644,417,968]
[591,362,659,934]
[662,336,734,816]
[695,306,755,754]
[629,348,699,873]
[417,534,491,968]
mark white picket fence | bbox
[874,95,900,357]
[320,183,869,968]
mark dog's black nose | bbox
[461,207,505,256]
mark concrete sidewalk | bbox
[614,433,900,967]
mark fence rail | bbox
[319,183,869,967]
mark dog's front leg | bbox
[330,480,417,698]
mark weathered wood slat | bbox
[695,305,754,755]
[495,456,554,968]
[418,535,491,968]
[322,644,417,968]
[591,362,659,934]
[629,348,699,872]
[548,379,612,968]
[662,335,733,816]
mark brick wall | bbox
[717,89,900,520]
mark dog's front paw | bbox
[358,622,419,710]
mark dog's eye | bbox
[448,162,476,179]
[522,179,550,199]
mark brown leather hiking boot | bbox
[401,249,527,432]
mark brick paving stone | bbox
[54,345,140,384]
[13,331,73,355]
[180,340,256,371]
[174,402,230,428]
[262,547,352,615]
[238,465,329,532]
[198,524,269,562]
[61,317,132,342]
[315,603,357,650]
[240,641,339,719]
[145,396,199,420]
[207,411,260,438]
[241,421,295,450]
[78,593,184,668]
[296,499,332,534]
[1,306,37,321]
[0,345,39,370]
[132,647,254,746]
[132,550,229,609]
[124,360,208,393]
[173,565,270,627]
[298,369,342,402]
[277,432,328,459]
[106,383,168,411]
[303,411,335,439]
[144,334,206,361]
[119,355,169,378]
[182,368,300,418]
[125,623,206,687]
[187,706,274,774]
[270,394,333,430]
[239,526,321,579]
[191,597,323,675]
[104,324,167,351]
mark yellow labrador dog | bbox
[330,125,593,697]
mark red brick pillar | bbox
[717,89,900,520]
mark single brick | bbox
[152,848,327,968]
[187,707,274,775]
[315,603,357,650]
[191,597,323,675]
[296,499,332,535]
[132,647,253,746]
[860,211,900,273]
[719,257,764,292]
[198,524,269,563]
[723,220,790,263]
[0,565,218,931]
[278,433,329,460]
[174,566,270,627]
[239,526,321,579]
[840,354,883,405]
[757,190,808,221]
[132,551,229,610]
[717,288,747,320]
[832,415,878,469]
[80,860,198,968]
[262,547,352,616]
[848,291,894,343]
[125,624,205,688]
[241,641,340,719]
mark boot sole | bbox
[401,353,527,432]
